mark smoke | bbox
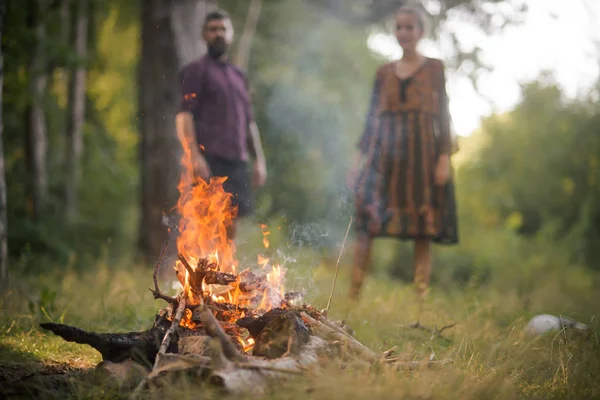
[251,1,380,248]
[215,0,387,298]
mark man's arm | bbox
[176,63,211,181]
[176,111,211,180]
[247,121,265,163]
[247,121,267,187]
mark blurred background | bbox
[2,0,600,304]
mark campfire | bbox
[38,138,447,396]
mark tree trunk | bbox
[25,0,49,219]
[233,0,263,71]
[64,0,89,221]
[59,0,70,45]
[137,0,216,261]
[0,0,8,287]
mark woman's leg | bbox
[413,238,432,317]
[349,233,372,301]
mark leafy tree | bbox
[459,77,600,269]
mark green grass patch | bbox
[1,242,599,399]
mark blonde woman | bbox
[348,6,459,311]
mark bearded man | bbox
[176,9,267,241]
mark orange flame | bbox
[174,136,287,336]
[260,224,270,249]
[257,255,269,269]
[176,137,238,273]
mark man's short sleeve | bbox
[178,64,199,114]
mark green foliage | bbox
[458,77,600,270]
[4,0,600,285]
[4,1,139,264]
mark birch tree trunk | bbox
[64,0,89,221]
[233,0,263,71]
[137,0,215,261]
[25,0,49,219]
[0,0,8,287]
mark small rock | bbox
[525,314,589,335]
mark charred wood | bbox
[39,316,171,364]
[204,270,236,286]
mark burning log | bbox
[237,308,310,359]
[204,270,237,286]
[238,269,264,293]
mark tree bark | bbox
[137,0,216,261]
[64,0,89,221]
[0,0,8,288]
[233,0,263,71]
[59,0,70,45]
[25,0,48,219]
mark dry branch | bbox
[382,345,398,359]
[177,253,195,275]
[149,241,177,304]
[300,312,378,363]
[400,321,457,339]
[325,215,353,313]
[317,315,378,361]
[155,296,187,365]
[131,296,188,398]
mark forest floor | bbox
[1,239,599,399]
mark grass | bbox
[1,231,599,399]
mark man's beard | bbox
[207,39,228,59]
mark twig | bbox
[130,295,187,399]
[399,321,457,339]
[382,345,398,359]
[438,323,457,334]
[149,241,177,304]
[178,253,195,276]
[155,296,187,364]
[325,215,353,313]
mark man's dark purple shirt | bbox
[178,54,254,162]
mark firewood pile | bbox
[39,171,452,396]
[39,246,399,397]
